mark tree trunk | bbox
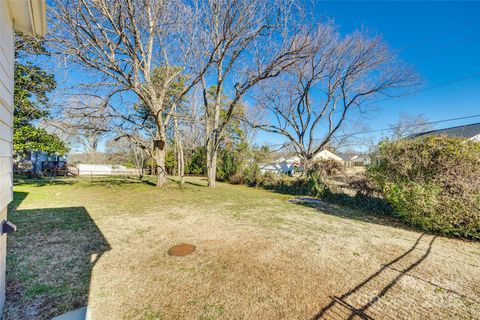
[140,149,145,179]
[178,140,185,184]
[133,146,144,180]
[205,108,219,187]
[154,132,167,187]
[206,142,218,187]
[151,158,156,176]
[301,156,311,178]
[173,110,185,185]
[179,156,185,184]
[202,73,222,188]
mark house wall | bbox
[313,150,343,162]
[0,1,14,310]
[31,151,48,173]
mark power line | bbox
[262,114,480,147]
[411,32,480,61]
[404,16,480,61]
[334,114,480,138]
[366,72,480,106]
[413,16,480,48]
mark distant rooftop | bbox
[411,122,480,140]
[336,153,369,161]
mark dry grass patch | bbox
[4,176,480,319]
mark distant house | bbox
[259,149,343,175]
[14,151,67,175]
[313,149,343,162]
[337,153,371,169]
[410,123,480,141]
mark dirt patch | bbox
[167,243,196,256]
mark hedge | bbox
[368,136,480,239]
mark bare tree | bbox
[254,24,418,176]
[49,0,208,186]
[172,104,185,184]
[52,96,112,162]
[388,112,433,140]
[106,137,148,178]
[185,87,204,150]
[198,0,311,186]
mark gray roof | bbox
[336,153,369,161]
[411,122,480,139]
[336,153,355,161]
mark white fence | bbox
[77,164,142,176]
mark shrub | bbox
[217,149,239,182]
[242,164,261,186]
[368,136,480,239]
[254,171,323,197]
[252,169,392,216]
[347,175,378,196]
[305,171,329,198]
[311,159,344,177]
[186,147,206,175]
[228,172,245,185]
[259,171,277,185]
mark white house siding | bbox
[259,163,294,174]
[0,1,14,310]
[313,149,343,162]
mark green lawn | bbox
[4,176,480,319]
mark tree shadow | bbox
[288,197,412,231]
[140,178,156,186]
[70,176,149,187]
[13,176,78,187]
[254,180,397,225]
[4,192,110,320]
[311,234,439,319]
[14,175,155,188]
[167,177,207,188]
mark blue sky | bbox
[306,1,480,145]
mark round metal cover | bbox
[167,244,196,256]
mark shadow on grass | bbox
[14,174,156,188]
[13,176,77,187]
[257,181,405,230]
[167,177,207,188]
[70,176,152,187]
[7,191,28,209]
[289,197,407,230]
[310,233,480,319]
[311,234,438,319]
[14,174,211,189]
[4,192,110,320]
